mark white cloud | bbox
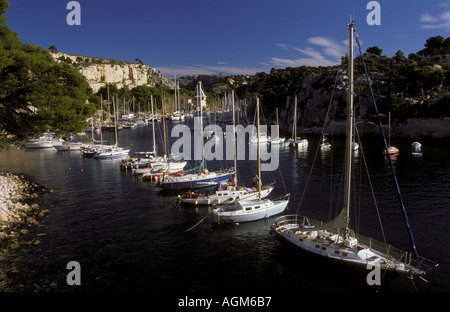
[420,13,439,23]
[307,37,344,59]
[420,9,450,31]
[156,64,265,77]
[269,37,344,68]
[156,37,346,77]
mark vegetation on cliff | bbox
[0,0,96,145]
[1,0,449,145]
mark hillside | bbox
[51,43,450,141]
[177,51,450,141]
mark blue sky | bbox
[4,0,450,77]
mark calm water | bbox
[0,118,449,297]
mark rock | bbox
[50,52,175,93]
[0,172,47,250]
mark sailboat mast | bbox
[199,82,204,167]
[151,94,156,155]
[100,94,103,147]
[162,90,167,159]
[344,21,355,235]
[232,90,237,185]
[174,75,177,112]
[257,97,261,200]
[114,97,118,147]
[293,95,297,140]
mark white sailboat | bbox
[269,108,285,144]
[213,98,289,223]
[129,94,187,176]
[159,82,234,190]
[271,21,437,278]
[286,95,308,148]
[94,96,130,158]
[384,111,398,155]
[178,90,273,206]
[171,76,185,121]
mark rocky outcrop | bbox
[0,173,48,251]
[51,52,175,93]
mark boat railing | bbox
[274,193,290,202]
[352,231,438,273]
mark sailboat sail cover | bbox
[182,161,204,174]
[195,84,206,98]
[303,209,348,232]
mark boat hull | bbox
[213,198,288,223]
[93,149,130,158]
[54,144,83,151]
[159,172,234,190]
[179,186,273,206]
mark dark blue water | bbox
[0,119,449,296]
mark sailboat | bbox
[158,82,234,190]
[212,98,289,224]
[271,21,437,278]
[269,108,286,144]
[286,95,308,148]
[128,94,187,176]
[320,133,331,150]
[384,111,399,155]
[139,93,187,180]
[171,76,185,121]
[178,90,273,205]
[94,96,130,158]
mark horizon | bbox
[4,0,450,78]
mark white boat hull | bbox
[94,148,130,158]
[213,196,289,223]
[54,143,84,151]
[179,185,273,206]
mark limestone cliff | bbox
[51,52,174,93]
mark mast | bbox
[99,94,103,147]
[162,90,167,159]
[151,94,156,156]
[344,21,355,237]
[257,97,261,200]
[293,95,297,140]
[232,90,237,185]
[198,81,205,168]
[114,96,119,147]
[388,111,391,148]
[174,75,177,113]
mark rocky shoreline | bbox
[0,172,49,251]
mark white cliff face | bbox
[51,52,174,93]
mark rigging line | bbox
[184,210,214,232]
[353,26,421,268]
[295,57,344,216]
[356,126,387,245]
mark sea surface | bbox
[0,117,449,299]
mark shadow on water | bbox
[0,125,448,294]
